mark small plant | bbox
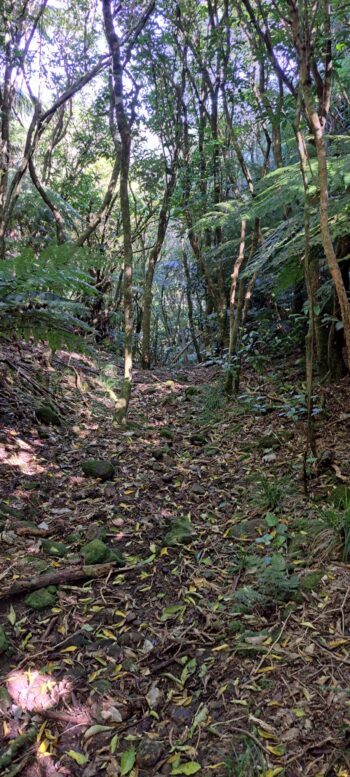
[199,382,227,424]
[259,476,284,510]
[323,503,350,562]
[225,739,267,776]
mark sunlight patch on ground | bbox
[7,670,70,712]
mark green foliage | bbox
[323,502,350,561]
[0,243,100,349]
[225,740,266,776]
[199,382,227,424]
[259,476,284,510]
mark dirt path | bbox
[1,345,350,777]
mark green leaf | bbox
[161,604,185,620]
[265,512,278,527]
[110,733,119,754]
[120,748,136,775]
[8,605,16,626]
[84,724,112,739]
[66,750,88,765]
[171,763,201,775]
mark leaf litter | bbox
[0,342,350,776]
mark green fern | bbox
[0,244,101,349]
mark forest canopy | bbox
[1,0,350,420]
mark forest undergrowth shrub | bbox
[0,244,100,351]
[291,504,350,561]
[199,381,227,424]
[258,476,284,511]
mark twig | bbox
[0,563,17,582]
[284,735,336,766]
[227,725,272,757]
[15,629,87,670]
[251,612,291,675]
[340,586,350,635]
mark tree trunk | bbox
[141,163,178,369]
[181,238,201,363]
[102,0,135,424]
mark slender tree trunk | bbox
[102,0,143,423]
[141,163,178,369]
[181,238,201,363]
[295,121,317,458]
[28,158,66,244]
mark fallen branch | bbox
[0,560,140,600]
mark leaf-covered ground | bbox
[0,342,350,777]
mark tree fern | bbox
[0,244,101,350]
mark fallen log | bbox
[0,561,138,600]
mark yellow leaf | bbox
[255,666,276,674]
[51,607,61,614]
[258,728,277,741]
[149,543,157,554]
[207,764,226,770]
[267,701,283,707]
[61,645,77,653]
[37,721,47,742]
[300,621,317,629]
[293,707,305,718]
[38,739,50,755]
[212,644,229,652]
[103,629,116,639]
[231,700,248,707]
[45,729,56,742]
[110,664,124,680]
[266,744,285,756]
[327,639,349,648]
[160,547,168,556]
[114,609,126,617]
[184,596,197,605]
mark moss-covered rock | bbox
[204,445,220,456]
[66,533,80,543]
[152,447,169,461]
[81,459,115,481]
[164,516,195,546]
[35,401,62,426]
[159,428,174,440]
[81,539,123,566]
[184,386,199,397]
[41,539,68,557]
[228,620,245,634]
[0,626,9,653]
[26,587,57,610]
[300,572,323,592]
[0,502,27,521]
[190,433,207,445]
[24,555,48,572]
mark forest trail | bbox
[1,345,350,777]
